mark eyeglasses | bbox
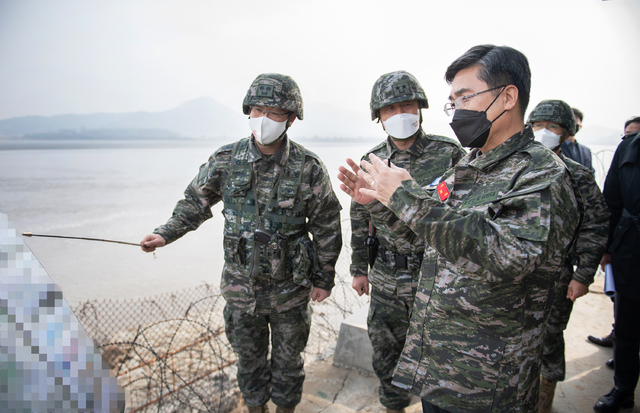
[443,85,506,116]
[532,122,563,133]
[251,107,291,121]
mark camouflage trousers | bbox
[223,302,312,408]
[368,288,414,410]
[542,274,575,382]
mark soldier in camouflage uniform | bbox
[141,73,343,413]
[341,45,581,413]
[338,71,464,413]
[528,99,609,413]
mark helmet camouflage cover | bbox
[527,99,577,135]
[370,70,429,120]
[242,73,304,120]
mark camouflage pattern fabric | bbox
[541,154,609,382]
[154,136,342,312]
[387,126,581,413]
[153,135,342,407]
[351,131,466,293]
[562,155,610,286]
[527,99,577,136]
[350,130,464,409]
[242,73,304,120]
[223,303,312,408]
[369,71,429,120]
[367,289,415,409]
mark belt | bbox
[622,208,639,219]
[377,245,423,270]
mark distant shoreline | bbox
[0,138,222,151]
[0,136,379,151]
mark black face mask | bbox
[449,87,507,148]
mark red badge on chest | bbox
[437,181,450,201]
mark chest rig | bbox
[222,138,308,280]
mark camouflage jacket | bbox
[561,154,609,286]
[387,127,580,413]
[154,136,342,315]
[350,129,465,297]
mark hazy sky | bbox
[1,0,639,137]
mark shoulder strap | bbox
[227,138,253,196]
[277,141,306,209]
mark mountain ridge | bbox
[0,97,620,146]
[0,97,381,140]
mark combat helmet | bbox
[370,70,429,120]
[243,73,303,120]
[527,99,577,135]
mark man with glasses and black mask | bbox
[338,71,464,413]
[140,73,343,413]
[339,45,580,413]
[528,99,609,413]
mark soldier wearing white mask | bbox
[338,70,465,413]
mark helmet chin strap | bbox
[281,113,295,138]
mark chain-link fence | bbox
[73,223,367,412]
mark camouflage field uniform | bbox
[350,130,464,409]
[153,135,342,408]
[541,154,609,381]
[386,127,580,413]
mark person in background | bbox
[339,70,464,413]
[622,116,640,138]
[593,116,640,413]
[587,116,640,368]
[561,108,594,173]
[140,73,343,413]
[339,44,580,413]
[527,99,609,413]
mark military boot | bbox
[538,376,557,413]
[386,409,406,413]
[274,406,294,413]
[247,404,269,413]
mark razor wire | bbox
[73,223,366,412]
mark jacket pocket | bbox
[422,331,505,412]
[291,238,314,288]
[223,234,246,266]
[492,184,551,242]
[429,330,504,365]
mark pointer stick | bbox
[22,232,141,247]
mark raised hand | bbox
[358,153,412,207]
[338,158,377,205]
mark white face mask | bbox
[534,127,562,149]
[382,113,420,140]
[248,116,287,146]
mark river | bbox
[0,137,617,305]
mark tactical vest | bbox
[221,138,314,287]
